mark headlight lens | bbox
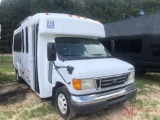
[72,79,95,90]
[128,71,135,80]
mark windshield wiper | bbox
[91,54,112,58]
[63,54,83,56]
[63,54,92,59]
[91,54,104,56]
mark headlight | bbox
[72,79,95,90]
[128,71,135,80]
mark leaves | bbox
[0,0,160,52]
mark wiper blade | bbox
[91,54,104,56]
[63,54,83,56]
[63,54,92,58]
[91,54,112,58]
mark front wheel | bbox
[56,86,76,120]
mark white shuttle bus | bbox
[12,13,137,120]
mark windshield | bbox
[55,37,111,60]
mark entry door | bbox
[32,23,40,93]
[21,29,24,76]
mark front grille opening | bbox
[96,74,128,89]
[108,95,125,102]
[96,80,100,88]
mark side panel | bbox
[100,35,160,71]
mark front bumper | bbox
[71,83,137,114]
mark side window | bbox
[129,39,142,53]
[19,32,21,52]
[26,27,29,53]
[14,32,22,52]
[32,23,39,56]
[22,29,24,53]
[115,40,129,53]
[114,39,142,53]
[13,35,16,51]
[100,39,112,52]
[152,45,160,57]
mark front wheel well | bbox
[51,82,65,105]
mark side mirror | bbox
[47,43,56,61]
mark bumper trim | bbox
[71,84,137,114]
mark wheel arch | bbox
[52,82,66,105]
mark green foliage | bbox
[0,56,15,84]
[20,103,56,120]
[0,110,16,120]
[0,0,160,52]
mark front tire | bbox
[56,86,76,120]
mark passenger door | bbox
[21,29,24,77]
[32,23,40,93]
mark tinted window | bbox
[152,45,160,57]
[22,29,24,52]
[13,32,22,52]
[129,39,142,53]
[115,40,129,53]
[100,40,112,52]
[112,39,142,53]
[26,27,28,53]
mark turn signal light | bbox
[72,79,81,90]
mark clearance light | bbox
[68,14,72,17]
[77,15,80,18]
[96,20,100,23]
[46,12,49,15]
[83,17,87,19]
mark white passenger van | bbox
[12,13,137,120]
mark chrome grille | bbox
[96,74,128,89]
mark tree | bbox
[0,0,160,52]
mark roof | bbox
[104,12,160,38]
[34,13,105,38]
[28,13,101,25]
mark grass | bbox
[0,56,15,84]
[0,56,160,120]
[135,72,160,88]
[19,103,56,120]
[130,72,160,120]
[0,55,13,63]
[0,56,57,120]
[0,110,16,120]
[153,115,160,120]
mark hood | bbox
[64,58,134,78]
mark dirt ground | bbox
[0,81,160,120]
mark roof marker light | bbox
[77,15,80,18]
[68,14,72,17]
[96,20,100,23]
[83,17,87,19]
[46,12,49,15]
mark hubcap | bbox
[58,93,67,114]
